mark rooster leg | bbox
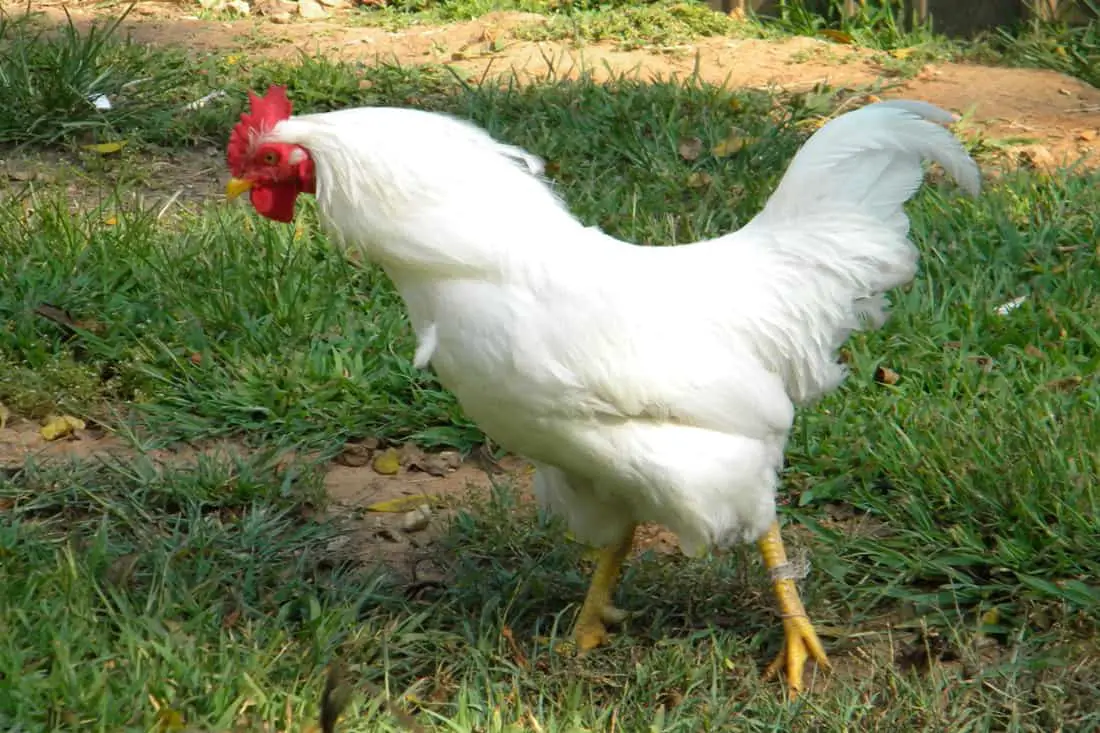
[572,524,636,653]
[757,520,830,696]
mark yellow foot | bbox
[573,603,629,654]
[756,520,832,697]
[559,526,637,658]
[763,613,831,696]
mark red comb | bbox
[227,85,294,175]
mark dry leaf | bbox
[320,657,427,733]
[40,415,86,441]
[712,130,752,157]
[365,494,437,513]
[189,352,202,365]
[969,355,994,372]
[678,136,703,161]
[686,171,712,188]
[874,366,900,385]
[889,47,916,59]
[0,402,9,430]
[1024,344,1045,359]
[104,553,141,588]
[658,688,685,708]
[34,303,77,329]
[82,141,128,155]
[818,29,854,44]
[320,661,354,733]
[501,625,529,669]
[1045,375,1082,392]
[222,607,242,629]
[154,707,185,732]
[371,447,401,475]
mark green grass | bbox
[512,1,745,49]
[2,11,1100,733]
[982,1,1100,88]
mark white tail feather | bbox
[728,100,981,403]
[758,100,981,229]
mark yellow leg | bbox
[757,520,830,696]
[572,525,636,653]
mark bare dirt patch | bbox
[1,146,226,212]
[0,410,686,568]
[25,1,1100,167]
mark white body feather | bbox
[266,101,980,555]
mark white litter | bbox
[994,295,1027,316]
[182,90,229,112]
[88,94,112,111]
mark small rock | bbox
[397,442,424,466]
[336,442,373,467]
[297,0,328,19]
[1077,129,1097,142]
[401,505,432,533]
[254,0,296,15]
[1015,144,1057,172]
[372,448,401,475]
[375,527,402,542]
[226,0,251,14]
[7,168,37,182]
[915,63,939,80]
[417,455,455,477]
[677,136,703,162]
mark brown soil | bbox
[22,1,1100,169]
[0,412,683,566]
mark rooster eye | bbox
[262,151,278,165]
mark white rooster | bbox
[226,87,980,695]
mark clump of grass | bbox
[3,459,1099,731]
[0,12,470,148]
[979,2,1100,87]
[0,10,206,147]
[0,195,477,450]
[514,1,744,49]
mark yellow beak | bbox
[226,177,253,200]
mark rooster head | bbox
[225,85,316,223]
